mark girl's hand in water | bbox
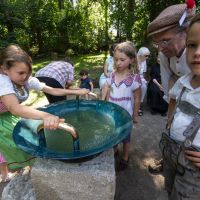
[43,114,65,130]
[185,150,200,168]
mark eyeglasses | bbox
[152,39,173,48]
[152,32,183,48]
[153,35,180,48]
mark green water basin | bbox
[13,100,132,160]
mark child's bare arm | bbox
[89,81,94,92]
[101,82,109,100]
[1,94,64,129]
[132,88,141,123]
[42,85,89,96]
[103,63,109,77]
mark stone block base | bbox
[31,149,115,200]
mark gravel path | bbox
[114,104,168,200]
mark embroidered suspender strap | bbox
[183,111,200,148]
[178,101,199,116]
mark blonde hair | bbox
[114,41,138,73]
[0,44,32,74]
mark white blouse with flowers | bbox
[106,73,141,116]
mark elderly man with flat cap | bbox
[147,4,195,100]
[147,1,196,195]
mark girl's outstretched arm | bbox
[132,88,141,123]
[1,94,64,129]
[42,85,89,96]
[101,82,109,100]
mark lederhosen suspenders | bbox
[170,86,200,149]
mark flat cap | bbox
[147,4,195,36]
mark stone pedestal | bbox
[31,149,115,200]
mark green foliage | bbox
[1,0,200,55]
[0,0,25,47]
[24,0,59,53]
[72,53,105,79]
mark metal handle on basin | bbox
[37,122,79,140]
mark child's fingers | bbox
[43,115,60,130]
[185,150,200,168]
[59,118,65,123]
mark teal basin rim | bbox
[13,99,133,160]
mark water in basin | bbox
[13,100,132,160]
[44,110,115,153]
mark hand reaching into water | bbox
[43,114,65,130]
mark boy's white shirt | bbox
[169,73,200,148]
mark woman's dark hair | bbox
[79,69,88,76]
[0,44,32,73]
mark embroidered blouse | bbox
[107,73,141,115]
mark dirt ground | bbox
[0,99,168,200]
[114,103,168,200]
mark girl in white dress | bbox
[99,44,116,89]
[102,41,141,170]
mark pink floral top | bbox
[107,73,141,115]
